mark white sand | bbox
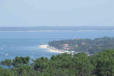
[40,44,66,53]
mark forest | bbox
[49,37,114,54]
[0,50,114,76]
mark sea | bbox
[0,30,114,61]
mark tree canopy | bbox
[0,50,114,76]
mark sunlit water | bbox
[0,30,114,61]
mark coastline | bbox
[40,44,71,53]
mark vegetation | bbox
[49,37,114,54]
[0,50,114,76]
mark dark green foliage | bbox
[12,56,30,67]
[1,59,12,67]
[49,37,114,53]
[0,50,114,76]
[33,57,49,71]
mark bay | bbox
[0,30,114,61]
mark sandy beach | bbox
[40,44,69,53]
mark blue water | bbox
[0,30,114,61]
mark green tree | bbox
[73,53,94,76]
[1,59,12,68]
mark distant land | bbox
[48,37,114,54]
[0,26,114,31]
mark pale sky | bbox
[0,0,114,27]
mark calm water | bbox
[0,30,114,61]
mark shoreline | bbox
[40,44,72,53]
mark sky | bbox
[0,0,114,27]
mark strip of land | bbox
[40,44,73,53]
